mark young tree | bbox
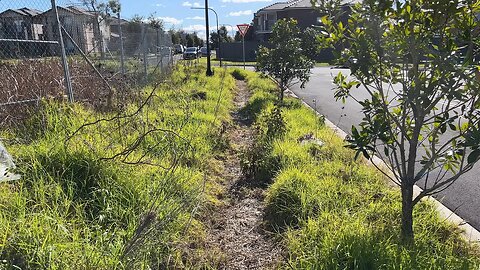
[319,0,480,242]
[257,19,315,102]
[301,27,321,61]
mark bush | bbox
[240,105,286,183]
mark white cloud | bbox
[182,24,219,39]
[186,16,205,20]
[182,24,216,33]
[222,0,272,2]
[182,1,201,7]
[158,17,183,25]
[154,3,165,7]
[221,25,235,36]
[228,10,253,16]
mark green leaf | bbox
[321,16,329,26]
[468,150,480,164]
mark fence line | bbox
[0,0,174,126]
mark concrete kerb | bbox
[279,85,480,243]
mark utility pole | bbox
[204,0,213,76]
[192,6,220,67]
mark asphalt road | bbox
[289,67,480,231]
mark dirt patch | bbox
[203,80,283,269]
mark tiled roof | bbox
[34,5,95,17]
[0,7,42,17]
[261,1,292,11]
[64,6,95,16]
[258,0,360,12]
[109,18,129,26]
[17,7,42,16]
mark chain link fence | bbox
[0,0,174,126]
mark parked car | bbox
[183,47,199,60]
[174,44,184,54]
[200,47,210,57]
[159,46,172,57]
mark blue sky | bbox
[120,0,274,38]
[1,0,276,38]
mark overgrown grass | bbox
[238,68,480,269]
[0,65,235,269]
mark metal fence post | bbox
[51,0,74,102]
[118,12,125,75]
[142,23,148,82]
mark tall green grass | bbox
[238,68,480,269]
[0,65,235,269]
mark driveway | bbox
[289,67,480,231]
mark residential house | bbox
[109,17,129,36]
[107,17,129,52]
[38,6,110,55]
[0,7,44,57]
[253,0,359,42]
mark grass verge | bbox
[0,64,235,269]
[236,68,480,269]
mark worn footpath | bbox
[203,80,282,269]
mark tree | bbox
[147,15,164,54]
[107,0,121,15]
[81,0,113,58]
[185,34,194,47]
[210,26,233,49]
[319,0,480,242]
[169,29,177,44]
[192,33,203,47]
[169,29,187,46]
[301,27,321,61]
[257,19,315,102]
[122,15,144,55]
[234,31,241,42]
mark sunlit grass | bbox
[238,68,480,269]
[0,64,236,268]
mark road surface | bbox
[290,67,480,231]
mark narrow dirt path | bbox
[204,80,282,269]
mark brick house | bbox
[253,0,359,42]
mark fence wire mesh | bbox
[0,0,174,126]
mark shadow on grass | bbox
[21,149,139,227]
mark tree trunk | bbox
[401,184,414,243]
[94,15,105,60]
[279,84,285,103]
